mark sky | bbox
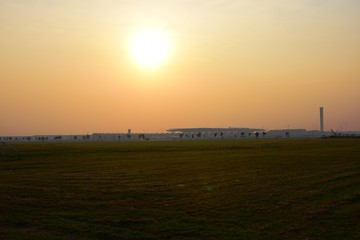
[1,0,360,135]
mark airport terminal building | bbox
[0,127,331,143]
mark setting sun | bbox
[128,28,171,69]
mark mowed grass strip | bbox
[0,139,360,239]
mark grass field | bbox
[1,139,360,239]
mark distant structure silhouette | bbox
[320,107,324,133]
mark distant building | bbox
[167,128,265,139]
[320,107,324,133]
[0,128,335,143]
[267,129,307,138]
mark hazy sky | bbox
[1,0,360,135]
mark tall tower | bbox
[320,107,324,132]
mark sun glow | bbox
[128,28,171,69]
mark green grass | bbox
[1,139,360,239]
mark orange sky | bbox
[1,0,360,135]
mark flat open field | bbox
[1,139,360,240]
